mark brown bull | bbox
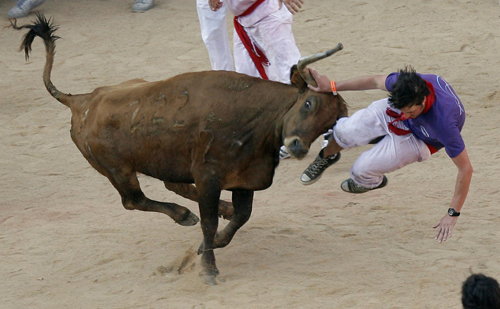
[12,14,348,285]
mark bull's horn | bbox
[297,43,343,87]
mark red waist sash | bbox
[233,0,269,79]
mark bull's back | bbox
[70,72,293,188]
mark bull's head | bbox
[282,44,348,159]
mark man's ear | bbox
[289,65,307,92]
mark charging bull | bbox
[11,14,347,285]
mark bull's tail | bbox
[10,13,71,107]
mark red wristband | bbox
[330,80,338,95]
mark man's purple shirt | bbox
[386,73,466,158]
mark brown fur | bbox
[12,14,348,285]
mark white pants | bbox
[196,0,234,71]
[333,98,432,188]
[233,6,300,83]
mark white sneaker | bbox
[132,0,154,12]
[8,0,46,18]
[279,145,291,160]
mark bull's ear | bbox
[289,65,307,91]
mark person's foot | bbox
[340,176,388,193]
[7,0,46,18]
[279,145,291,160]
[300,149,341,185]
[132,0,154,12]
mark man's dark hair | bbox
[462,273,500,309]
[388,65,429,110]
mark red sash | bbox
[386,81,438,154]
[233,0,270,79]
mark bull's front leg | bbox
[212,189,254,249]
[196,180,222,285]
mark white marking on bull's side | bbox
[83,109,89,121]
[131,106,140,124]
[130,106,141,134]
[84,137,97,162]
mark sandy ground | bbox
[1,0,500,308]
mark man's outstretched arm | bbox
[433,148,473,242]
[308,68,388,93]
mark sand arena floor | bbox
[1,0,499,308]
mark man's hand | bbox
[433,215,459,243]
[209,0,223,11]
[280,0,304,14]
[307,69,332,93]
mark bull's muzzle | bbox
[283,136,309,159]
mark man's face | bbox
[399,98,426,119]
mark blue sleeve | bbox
[440,123,465,158]
[385,73,399,91]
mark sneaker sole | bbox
[132,5,154,12]
[341,176,388,193]
[300,173,323,185]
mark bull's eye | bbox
[304,101,312,110]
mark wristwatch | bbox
[448,208,460,217]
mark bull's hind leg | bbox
[203,189,254,251]
[106,169,199,226]
[163,182,234,220]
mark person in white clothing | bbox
[197,0,234,71]
[208,0,303,84]
[8,0,46,18]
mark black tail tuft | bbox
[10,13,68,105]
[10,13,60,61]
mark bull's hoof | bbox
[201,274,218,285]
[200,269,220,285]
[176,212,200,226]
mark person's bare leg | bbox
[321,137,343,158]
